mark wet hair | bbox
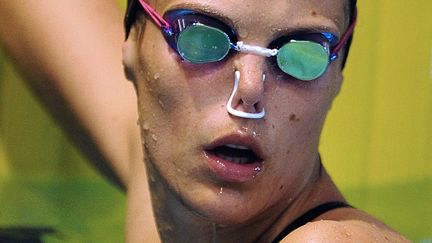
[124,0,357,68]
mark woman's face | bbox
[125,0,347,225]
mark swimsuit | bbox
[272,201,352,242]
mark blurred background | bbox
[0,0,431,242]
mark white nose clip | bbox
[226,71,265,119]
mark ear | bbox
[122,26,140,82]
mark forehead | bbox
[156,0,347,37]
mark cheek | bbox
[270,73,339,115]
[264,69,342,145]
[134,54,187,121]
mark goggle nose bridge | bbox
[232,42,279,57]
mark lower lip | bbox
[205,152,263,183]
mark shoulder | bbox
[280,220,411,243]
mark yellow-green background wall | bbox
[320,1,432,240]
[0,0,431,242]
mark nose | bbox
[227,55,266,119]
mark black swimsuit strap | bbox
[271,201,352,243]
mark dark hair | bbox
[124,0,141,38]
[124,0,357,68]
[342,0,357,68]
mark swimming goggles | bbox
[133,0,357,81]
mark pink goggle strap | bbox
[331,8,358,55]
[138,0,171,29]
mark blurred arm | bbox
[0,0,141,189]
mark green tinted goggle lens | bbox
[177,25,329,81]
[277,41,329,81]
[177,25,231,63]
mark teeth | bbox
[216,153,250,164]
[225,144,250,150]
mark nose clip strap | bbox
[227,71,265,119]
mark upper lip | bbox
[204,132,265,161]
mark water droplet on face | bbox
[343,229,352,238]
[158,99,165,108]
[153,73,160,80]
[271,27,283,33]
[216,160,225,168]
[219,187,224,195]
[152,134,158,141]
[240,126,260,137]
[142,122,150,131]
[241,126,249,133]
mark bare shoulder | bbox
[280,219,411,243]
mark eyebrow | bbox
[167,2,236,29]
[166,2,341,39]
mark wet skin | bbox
[124,0,352,241]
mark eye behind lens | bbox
[277,41,329,81]
[177,25,231,63]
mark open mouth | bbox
[206,144,263,165]
[204,134,265,183]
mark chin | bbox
[179,181,274,226]
[146,149,271,226]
